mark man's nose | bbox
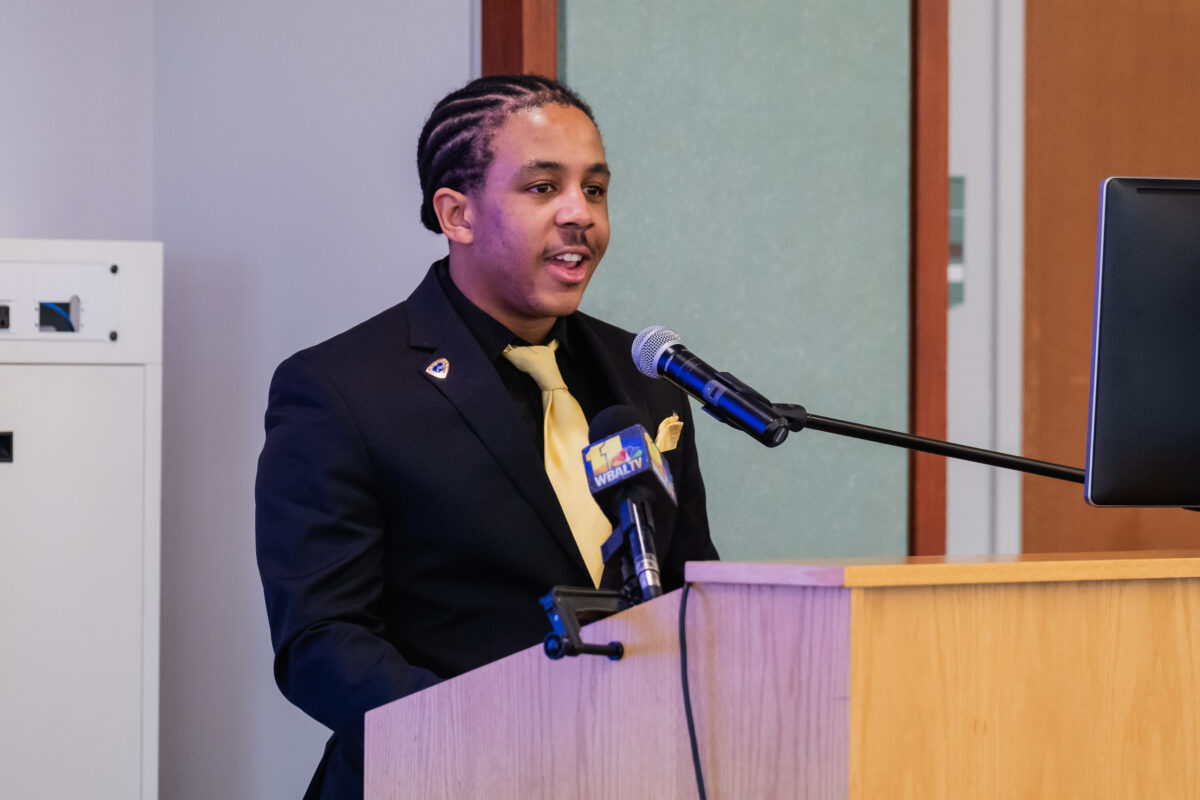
[555,187,593,228]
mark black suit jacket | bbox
[255,262,716,798]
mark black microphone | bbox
[583,405,670,601]
[631,326,789,447]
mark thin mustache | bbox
[543,231,590,257]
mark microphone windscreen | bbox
[588,404,645,443]
[583,404,677,507]
[631,326,682,378]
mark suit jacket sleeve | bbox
[255,352,440,740]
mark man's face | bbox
[451,103,610,341]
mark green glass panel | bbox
[563,0,911,559]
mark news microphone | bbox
[632,326,789,447]
[582,405,671,601]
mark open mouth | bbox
[549,252,585,267]
[545,251,590,283]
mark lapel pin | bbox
[425,357,450,379]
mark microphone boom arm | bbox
[630,326,1084,485]
[772,403,1085,484]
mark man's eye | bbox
[584,184,607,198]
[528,182,554,194]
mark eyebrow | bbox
[516,160,611,178]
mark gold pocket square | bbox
[655,414,683,452]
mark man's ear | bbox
[432,188,473,245]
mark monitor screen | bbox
[1086,177,1200,506]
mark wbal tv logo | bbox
[585,430,646,491]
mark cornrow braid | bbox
[417,74,598,234]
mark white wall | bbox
[946,0,1025,554]
[152,3,474,798]
[0,0,154,240]
[3,1,475,797]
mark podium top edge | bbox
[685,551,1200,588]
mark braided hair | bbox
[417,74,598,234]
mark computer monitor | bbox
[1085,177,1200,506]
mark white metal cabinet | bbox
[0,239,161,800]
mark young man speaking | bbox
[256,75,717,799]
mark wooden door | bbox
[1024,0,1200,551]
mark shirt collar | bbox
[435,258,573,359]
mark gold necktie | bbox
[503,340,611,587]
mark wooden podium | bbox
[365,552,1200,799]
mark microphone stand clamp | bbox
[539,586,628,661]
[540,500,669,662]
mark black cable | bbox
[678,582,707,800]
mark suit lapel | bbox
[569,313,649,422]
[404,266,590,577]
